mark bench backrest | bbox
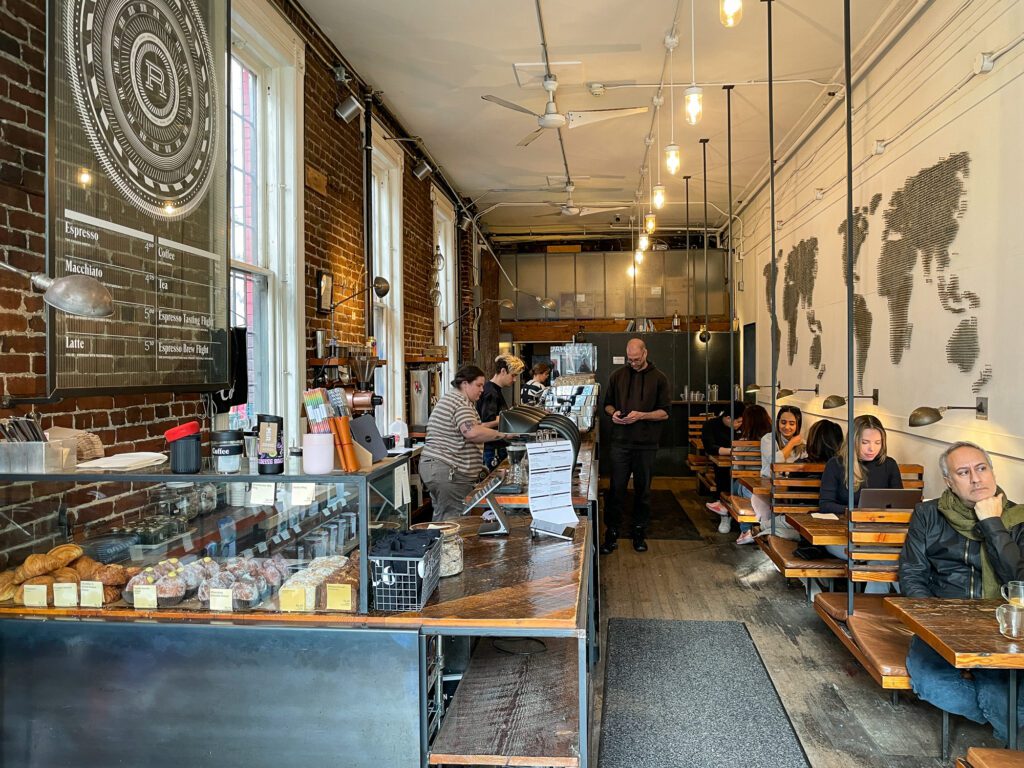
[900,464,924,489]
[848,507,913,583]
[730,440,762,478]
[689,413,713,439]
[769,462,826,515]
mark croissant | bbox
[71,556,102,580]
[0,570,16,601]
[14,554,53,584]
[52,567,81,584]
[103,586,122,605]
[47,544,83,568]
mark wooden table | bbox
[785,513,848,546]
[739,476,771,497]
[709,454,731,468]
[885,598,1024,749]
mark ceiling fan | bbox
[534,184,629,218]
[483,74,648,147]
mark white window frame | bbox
[371,126,404,432]
[228,0,305,439]
[432,187,457,385]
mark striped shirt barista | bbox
[421,390,484,476]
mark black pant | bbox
[606,443,657,532]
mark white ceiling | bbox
[301,0,916,236]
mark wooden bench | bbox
[957,747,1024,768]
[724,440,761,524]
[688,413,715,492]
[812,485,924,697]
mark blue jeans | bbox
[732,480,753,533]
[907,636,1024,742]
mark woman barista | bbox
[420,365,514,521]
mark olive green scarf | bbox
[936,487,1024,598]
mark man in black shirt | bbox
[601,339,670,554]
[476,353,524,470]
[702,402,745,533]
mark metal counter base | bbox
[0,619,422,768]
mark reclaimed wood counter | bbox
[0,516,590,634]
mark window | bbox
[433,188,456,383]
[371,129,404,433]
[226,0,304,435]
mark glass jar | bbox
[198,482,218,515]
[166,482,198,524]
[211,430,244,474]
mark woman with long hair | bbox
[761,405,807,477]
[820,414,903,593]
[804,419,843,463]
[732,404,772,544]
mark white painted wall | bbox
[734,0,1024,500]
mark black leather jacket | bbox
[899,498,1024,598]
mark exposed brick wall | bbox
[402,170,435,357]
[0,0,444,567]
[457,218,476,366]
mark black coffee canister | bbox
[256,414,284,475]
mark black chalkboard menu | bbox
[46,0,230,396]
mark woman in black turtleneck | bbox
[819,414,902,515]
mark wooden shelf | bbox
[429,637,579,766]
[406,355,448,364]
[308,357,387,367]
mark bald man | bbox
[601,338,670,554]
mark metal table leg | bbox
[1009,668,1018,750]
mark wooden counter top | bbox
[0,516,590,635]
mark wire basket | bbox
[370,536,442,612]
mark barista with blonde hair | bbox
[476,353,525,470]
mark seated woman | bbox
[731,404,772,544]
[752,418,843,541]
[821,414,903,593]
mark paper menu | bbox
[525,440,579,529]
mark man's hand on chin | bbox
[975,493,1005,520]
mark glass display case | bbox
[0,457,410,615]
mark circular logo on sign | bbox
[65,0,221,219]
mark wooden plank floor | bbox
[593,478,1004,767]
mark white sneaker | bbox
[717,516,732,533]
[736,530,755,545]
[706,501,728,516]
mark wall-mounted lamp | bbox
[697,324,710,343]
[823,389,879,409]
[327,276,390,352]
[412,159,433,181]
[744,383,777,395]
[0,260,113,318]
[909,397,988,427]
[777,384,820,399]
[334,95,362,124]
[441,298,514,332]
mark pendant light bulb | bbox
[639,233,650,251]
[644,212,656,234]
[634,249,644,264]
[664,143,681,175]
[652,184,666,210]
[684,86,703,125]
[720,0,743,28]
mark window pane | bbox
[605,252,634,319]
[664,249,693,317]
[230,59,259,266]
[228,269,269,429]
[546,254,575,319]
[635,250,664,318]
[515,254,545,320]
[574,253,605,319]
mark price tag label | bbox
[23,584,48,608]
[133,584,157,609]
[53,582,79,607]
[281,529,291,541]
[242,549,254,559]
[256,541,269,554]
[250,483,276,505]
[292,483,315,506]
[209,588,233,612]
[80,581,103,608]
[271,535,282,546]
[291,524,302,536]
[181,531,194,552]
[326,583,353,612]
[278,587,307,612]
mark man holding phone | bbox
[601,338,670,554]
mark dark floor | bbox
[593,478,1003,767]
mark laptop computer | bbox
[857,488,923,509]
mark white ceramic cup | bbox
[302,433,335,474]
